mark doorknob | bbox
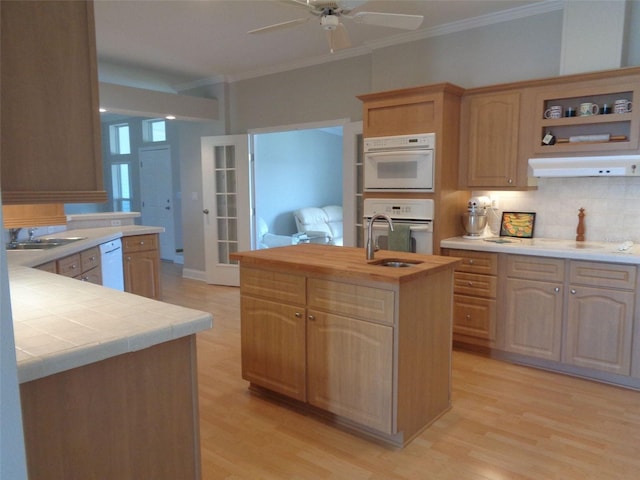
[203,209,209,214]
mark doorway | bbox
[200,119,362,287]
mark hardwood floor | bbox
[161,262,640,479]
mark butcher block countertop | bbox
[231,244,460,283]
[8,226,212,383]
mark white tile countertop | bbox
[7,227,213,383]
[441,236,640,264]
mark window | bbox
[142,118,166,143]
[109,123,131,154]
[111,163,131,212]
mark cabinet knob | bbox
[139,241,145,246]
[203,209,210,215]
[90,256,96,261]
[468,281,473,286]
[465,314,471,320]
[554,287,560,293]
[508,178,513,184]
[126,256,131,261]
[571,289,577,295]
[468,259,475,265]
[71,264,77,269]
[295,312,302,318]
[307,315,316,321]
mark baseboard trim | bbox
[182,268,206,282]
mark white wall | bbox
[254,129,343,236]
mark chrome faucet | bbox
[8,228,21,245]
[28,227,37,242]
[366,213,393,260]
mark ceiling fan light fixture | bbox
[320,14,339,31]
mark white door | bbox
[201,135,251,286]
[139,146,176,261]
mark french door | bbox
[201,135,251,286]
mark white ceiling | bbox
[94,0,554,89]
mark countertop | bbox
[231,243,461,284]
[441,236,640,264]
[7,226,213,384]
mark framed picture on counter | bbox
[500,212,536,238]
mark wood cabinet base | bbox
[248,383,451,448]
[20,336,201,480]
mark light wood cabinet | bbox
[357,84,468,253]
[531,71,640,156]
[459,89,535,189]
[442,248,498,347]
[502,255,637,376]
[0,0,106,204]
[563,261,636,375]
[53,246,102,285]
[306,278,395,433]
[123,234,161,300]
[240,269,307,401]
[504,255,564,361]
[238,261,453,446]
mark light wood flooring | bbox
[161,262,640,480]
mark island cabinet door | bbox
[306,310,394,434]
[240,296,307,401]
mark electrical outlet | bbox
[110,219,122,226]
[490,196,500,210]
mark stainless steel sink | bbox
[6,237,86,250]
[370,258,423,268]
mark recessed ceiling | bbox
[94,0,554,89]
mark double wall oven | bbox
[362,132,436,255]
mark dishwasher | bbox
[99,239,124,291]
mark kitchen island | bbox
[232,244,460,447]
[7,227,212,479]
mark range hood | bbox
[529,155,640,177]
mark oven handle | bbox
[368,222,432,232]
[365,150,429,161]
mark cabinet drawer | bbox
[307,279,395,326]
[507,255,565,282]
[123,234,157,253]
[79,266,102,285]
[57,253,81,277]
[569,261,636,290]
[80,247,100,272]
[452,295,496,340]
[453,272,497,298]
[240,267,306,305]
[446,249,498,275]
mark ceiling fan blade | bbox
[248,17,309,35]
[351,12,424,30]
[325,23,351,53]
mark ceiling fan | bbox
[248,0,424,53]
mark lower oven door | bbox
[365,220,433,255]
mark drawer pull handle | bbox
[308,315,316,321]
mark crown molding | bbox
[178,0,564,89]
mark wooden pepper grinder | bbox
[576,208,585,241]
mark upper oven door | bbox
[363,149,434,192]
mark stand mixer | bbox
[462,195,491,239]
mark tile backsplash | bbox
[476,177,640,243]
